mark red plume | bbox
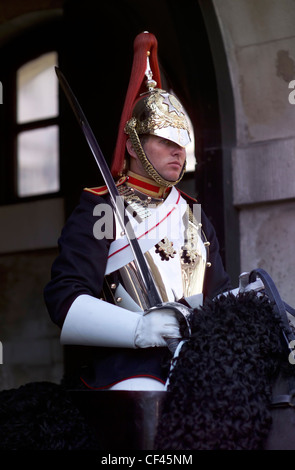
[111,32,162,177]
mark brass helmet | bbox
[111,32,191,187]
[128,89,190,148]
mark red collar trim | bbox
[126,172,170,198]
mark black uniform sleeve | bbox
[44,190,114,327]
[201,208,232,300]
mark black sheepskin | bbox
[1,293,294,451]
[155,291,293,450]
[0,381,101,450]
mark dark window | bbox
[0,16,61,205]
[16,51,59,197]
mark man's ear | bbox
[126,138,137,160]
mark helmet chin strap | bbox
[125,118,186,188]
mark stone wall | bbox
[0,249,63,389]
[0,198,65,390]
[213,0,295,305]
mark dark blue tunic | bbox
[44,188,231,388]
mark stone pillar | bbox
[213,0,295,305]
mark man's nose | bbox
[171,144,185,158]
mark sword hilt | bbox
[146,302,192,354]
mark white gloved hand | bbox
[61,295,181,350]
[134,308,181,348]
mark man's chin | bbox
[165,172,182,183]
[157,165,185,184]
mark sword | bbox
[55,67,191,352]
[55,67,162,308]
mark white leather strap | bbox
[105,187,187,275]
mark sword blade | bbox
[55,67,162,307]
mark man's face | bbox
[141,135,187,182]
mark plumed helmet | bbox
[111,32,190,187]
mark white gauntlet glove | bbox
[134,308,181,348]
[60,294,181,349]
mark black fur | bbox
[1,292,294,450]
[0,381,101,450]
[155,291,294,450]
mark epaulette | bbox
[178,188,198,204]
[84,176,127,196]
